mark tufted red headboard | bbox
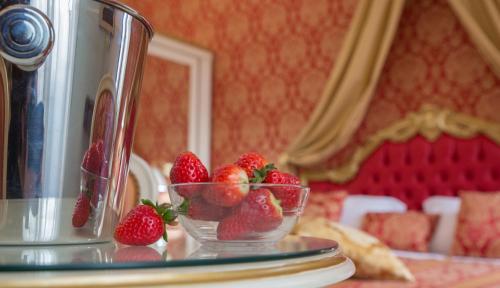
[309,134,500,209]
[303,106,500,210]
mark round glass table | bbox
[0,233,355,288]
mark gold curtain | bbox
[448,0,500,77]
[279,0,405,170]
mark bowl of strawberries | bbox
[168,152,310,244]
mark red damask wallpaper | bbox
[124,0,500,170]
[325,0,500,169]
[122,0,356,168]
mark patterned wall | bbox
[123,0,500,170]
[324,0,500,170]
[122,0,356,168]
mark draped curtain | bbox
[279,0,406,170]
[448,0,500,77]
[280,0,500,172]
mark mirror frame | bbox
[147,35,213,169]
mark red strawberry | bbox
[170,152,209,199]
[114,200,177,246]
[72,193,91,227]
[235,152,268,178]
[264,170,301,210]
[238,188,283,232]
[202,164,249,207]
[179,197,228,221]
[82,140,106,176]
[216,214,252,240]
[114,246,162,262]
[81,140,108,207]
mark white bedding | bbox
[340,195,500,262]
[392,249,500,265]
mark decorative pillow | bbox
[340,195,407,228]
[293,217,414,281]
[302,190,347,221]
[361,212,438,252]
[423,196,461,254]
[452,191,500,258]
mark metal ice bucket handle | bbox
[0,4,54,70]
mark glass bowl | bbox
[168,183,309,245]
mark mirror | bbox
[133,35,213,170]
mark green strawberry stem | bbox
[178,199,190,215]
[250,163,276,183]
[140,199,178,242]
[162,209,177,223]
[141,199,156,208]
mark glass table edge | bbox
[0,241,339,271]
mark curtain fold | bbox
[448,0,500,77]
[279,0,405,170]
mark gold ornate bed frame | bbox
[301,105,500,185]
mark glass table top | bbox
[0,232,339,271]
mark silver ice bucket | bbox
[0,0,153,244]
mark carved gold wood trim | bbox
[0,256,348,287]
[301,105,500,184]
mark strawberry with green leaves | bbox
[170,152,209,199]
[252,165,302,210]
[202,164,249,207]
[235,152,268,179]
[114,199,177,246]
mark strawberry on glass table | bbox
[114,199,177,246]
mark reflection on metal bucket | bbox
[0,1,153,244]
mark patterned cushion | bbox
[361,211,438,252]
[452,191,500,258]
[302,190,347,221]
[293,217,414,281]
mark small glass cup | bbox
[70,167,116,242]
